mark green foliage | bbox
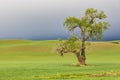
[56,36,80,56]
[64,8,110,40]
[66,36,80,51]
[56,37,92,56]
[64,17,81,31]
[85,8,97,15]
[85,8,106,20]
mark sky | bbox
[0,0,120,40]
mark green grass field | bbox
[0,40,120,80]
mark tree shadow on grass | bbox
[62,63,101,67]
[62,63,120,67]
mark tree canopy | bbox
[64,8,110,41]
[56,8,110,65]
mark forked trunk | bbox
[80,47,86,65]
[80,40,86,65]
[76,39,86,65]
[76,53,86,65]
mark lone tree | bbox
[56,8,110,65]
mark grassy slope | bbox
[0,40,120,80]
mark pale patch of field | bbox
[40,71,120,79]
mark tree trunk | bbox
[80,40,86,65]
[80,48,86,65]
[75,43,86,66]
[76,52,86,65]
[75,32,86,65]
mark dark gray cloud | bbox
[0,0,120,40]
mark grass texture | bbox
[0,40,120,80]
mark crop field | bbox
[0,40,120,80]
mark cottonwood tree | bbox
[56,8,110,65]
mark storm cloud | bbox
[0,0,120,40]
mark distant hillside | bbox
[0,40,119,62]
